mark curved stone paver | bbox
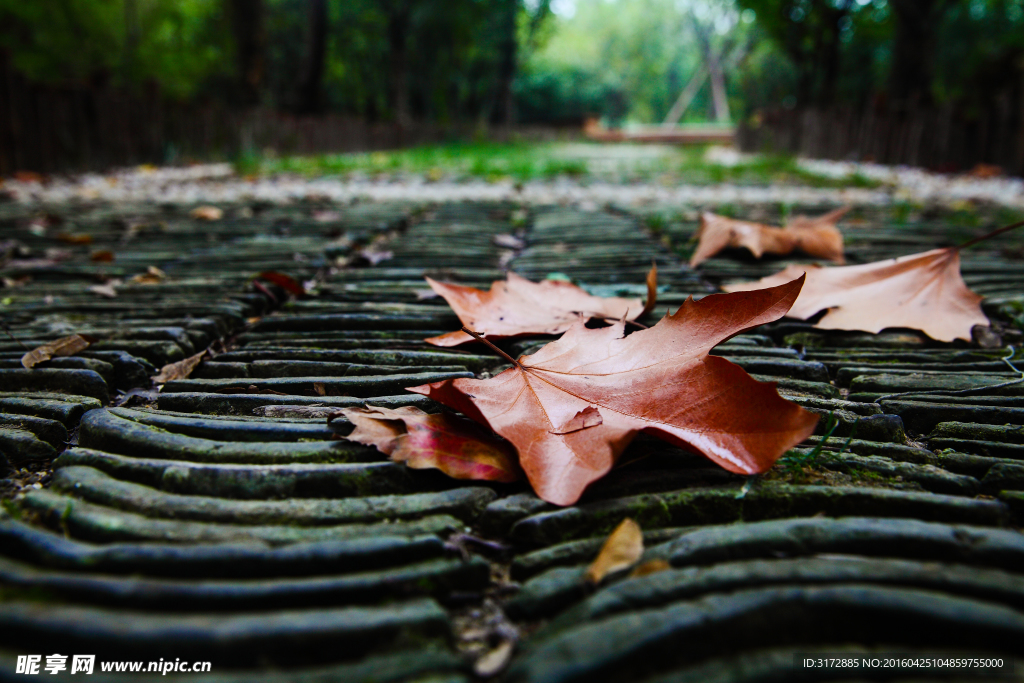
[0,199,1021,681]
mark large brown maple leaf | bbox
[723,247,988,342]
[690,207,849,267]
[424,268,656,347]
[408,277,817,505]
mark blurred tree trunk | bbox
[122,0,139,87]
[492,0,518,126]
[296,0,327,114]
[889,0,948,106]
[385,1,411,126]
[228,0,267,106]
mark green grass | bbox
[234,140,884,188]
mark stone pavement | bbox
[0,198,1022,681]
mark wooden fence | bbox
[0,54,471,176]
[739,100,1024,177]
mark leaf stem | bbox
[956,220,1024,251]
[461,327,523,368]
[0,320,29,351]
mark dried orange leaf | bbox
[586,518,644,584]
[337,406,521,483]
[90,250,115,263]
[723,247,987,342]
[190,206,223,221]
[425,266,656,347]
[409,277,817,505]
[690,208,848,267]
[629,559,672,578]
[153,349,208,384]
[21,334,97,369]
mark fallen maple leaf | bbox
[690,207,849,267]
[409,277,817,505]
[722,243,994,342]
[337,405,521,483]
[153,349,208,384]
[425,266,657,347]
[586,517,643,584]
[21,334,97,369]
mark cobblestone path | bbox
[0,199,1022,681]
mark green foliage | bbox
[0,0,232,98]
[522,0,753,124]
[514,64,622,125]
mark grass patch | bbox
[234,140,879,188]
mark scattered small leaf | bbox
[88,283,118,298]
[690,207,849,267]
[358,247,393,266]
[152,349,208,384]
[90,250,115,263]
[312,210,343,223]
[474,640,515,678]
[313,382,327,396]
[425,265,656,347]
[2,276,31,289]
[257,271,306,297]
[409,277,817,505]
[413,288,439,301]
[337,405,522,483]
[723,247,987,342]
[493,234,525,250]
[21,334,97,369]
[131,266,166,285]
[629,559,672,578]
[14,171,44,183]
[968,163,1002,178]
[585,518,644,584]
[57,233,93,245]
[190,206,223,221]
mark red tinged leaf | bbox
[337,406,522,483]
[409,277,818,505]
[257,271,307,297]
[425,267,656,347]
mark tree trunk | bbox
[708,56,731,123]
[228,0,267,106]
[123,0,139,87]
[386,2,411,127]
[889,0,945,106]
[492,0,519,126]
[296,0,328,114]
